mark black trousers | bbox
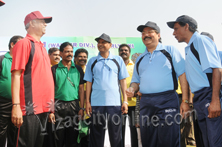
[140,91,180,147]
[89,106,122,147]
[122,106,138,147]
[42,122,56,147]
[0,96,17,147]
[17,112,49,147]
[54,99,79,147]
[193,87,222,147]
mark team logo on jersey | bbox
[165,109,176,113]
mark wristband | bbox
[80,108,85,111]
[123,101,128,105]
[182,99,189,104]
[12,103,20,106]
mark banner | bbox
[0,36,146,58]
[42,36,146,59]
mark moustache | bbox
[143,36,152,40]
[55,58,60,60]
[66,55,72,58]
[121,53,127,56]
[79,60,86,63]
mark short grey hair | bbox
[25,20,36,30]
[25,22,30,30]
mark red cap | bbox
[24,11,52,26]
[0,0,5,6]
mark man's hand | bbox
[209,68,221,118]
[86,102,92,117]
[78,109,84,120]
[126,87,135,98]
[121,103,128,114]
[48,113,56,124]
[208,98,221,118]
[11,105,23,128]
[180,102,190,119]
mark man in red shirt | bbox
[11,11,54,147]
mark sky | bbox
[1,0,222,55]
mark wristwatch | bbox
[80,108,85,111]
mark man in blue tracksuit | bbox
[167,15,222,147]
[126,21,190,147]
[84,33,129,147]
